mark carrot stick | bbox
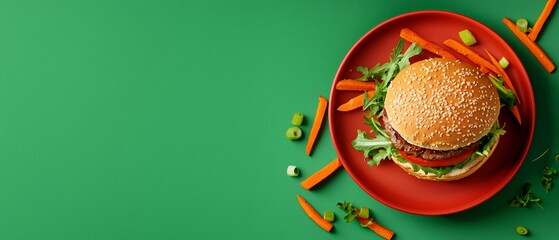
[306,96,328,156]
[296,194,334,232]
[356,216,395,240]
[528,0,557,41]
[443,39,500,74]
[300,158,342,190]
[510,106,522,125]
[503,17,555,73]
[483,49,519,99]
[337,90,375,112]
[479,66,491,74]
[400,28,457,59]
[335,79,376,91]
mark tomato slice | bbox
[398,146,478,167]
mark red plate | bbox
[329,10,535,215]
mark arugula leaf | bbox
[356,63,393,81]
[356,66,371,81]
[363,113,388,138]
[384,60,399,84]
[398,41,423,71]
[390,39,404,62]
[362,83,385,114]
[509,183,543,208]
[355,39,421,83]
[352,130,393,166]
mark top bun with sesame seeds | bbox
[384,58,501,151]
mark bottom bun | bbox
[393,138,499,181]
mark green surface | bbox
[0,0,558,239]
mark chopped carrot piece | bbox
[337,91,375,112]
[296,194,334,232]
[300,158,342,190]
[503,17,555,73]
[442,39,500,74]
[355,213,395,239]
[335,79,376,91]
[306,96,328,156]
[400,28,457,59]
[528,0,557,40]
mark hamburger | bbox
[382,57,503,181]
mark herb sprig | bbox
[528,149,558,193]
[542,166,558,193]
[336,201,358,223]
[509,151,558,209]
[509,183,542,209]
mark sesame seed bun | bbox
[392,138,499,181]
[384,58,501,151]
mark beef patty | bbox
[383,112,479,160]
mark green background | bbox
[0,0,557,239]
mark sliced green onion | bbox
[291,112,304,126]
[516,225,529,235]
[285,126,302,140]
[516,18,529,33]
[499,57,510,69]
[358,207,369,218]
[286,165,299,177]
[459,29,477,46]
[555,153,559,161]
[323,211,335,222]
